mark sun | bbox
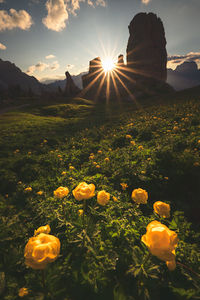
[102,57,116,73]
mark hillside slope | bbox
[0,92,199,300]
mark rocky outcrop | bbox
[126,12,167,81]
[82,12,171,101]
[64,71,81,96]
[167,61,200,90]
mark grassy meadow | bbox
[0,92,200,299]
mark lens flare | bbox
[102,57,115,73]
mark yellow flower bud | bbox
[24,187,32,192]
[37,191,43,195]
[34,224,51,236]
[120,183,128,190]
[98,150,102,154]
[126,134,132,139]
[104,157,110,162]
[97,190,110,206]
[166,259,176,271]
[112,196,118,202]
[141,221,178,262]
[78,209,84,216]
[131,188,148,204]
[153,201,170,218]
[18,287,29,297]
[24,233,60,269]
[72,182,95,201]
[54,186,69,199]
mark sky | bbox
[0,0,200,82]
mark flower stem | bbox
[177,261,200,277]
[41,269,46,293]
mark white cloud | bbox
[167,51,200,69]
[42,0,107,31]
[50,61,60,70]
[0,42,6,49]
[87,0,94,7]
[27,61,49,74]
[42,0,69,32]
[45,54,56,59]
[95,0,106,7]
[0,9,33,31]
[26,60,60,74]
[142,0,151,5]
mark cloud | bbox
[87,0,94,7]
[50,61,60,70]
[95,0,106,7]
[42,0,69,32]
[0,9,33,31]
[26,60,60,74]
[0,42,6,49]
[43,0,107,31]
[45,54,56,59]
[142,0,151,4]
[168,52,200,63]
[167,51,200,69]
[27,62,49,74]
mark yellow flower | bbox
[37,191,43,195]
[153,201,170,218]
[54,186,69,199]
[198,140,200,144]
[126,134,132,139]
[97,190,110,206]
[98,150,102,154]
[78,209,84,216]
[24,233,60,269]
[141,221,178,262]
[130,140,136,146]
[28,152,31,155]
[138,145,143,150]
[120,183,128,190]
[15,149,20,153]
[72,182,95,201]
[18,287,29,297]
[131,188,148,204]
[104,157,110,162]
[34,224,51,236]
[164,177,169,180]
[57,154,62,158]
[173,126,179,131]
[89,155,95,160]
[62,171,67,175]
[113,196,118,202]
[96,165,100,168]
[166,259,176,271]
[194,162,200,167]
[69,166,75,170]
[43,139,48,143]
[24,187,32,192]
[18,181,22,185]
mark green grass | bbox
[0,94,200,300]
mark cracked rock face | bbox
[126,12,167,81]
